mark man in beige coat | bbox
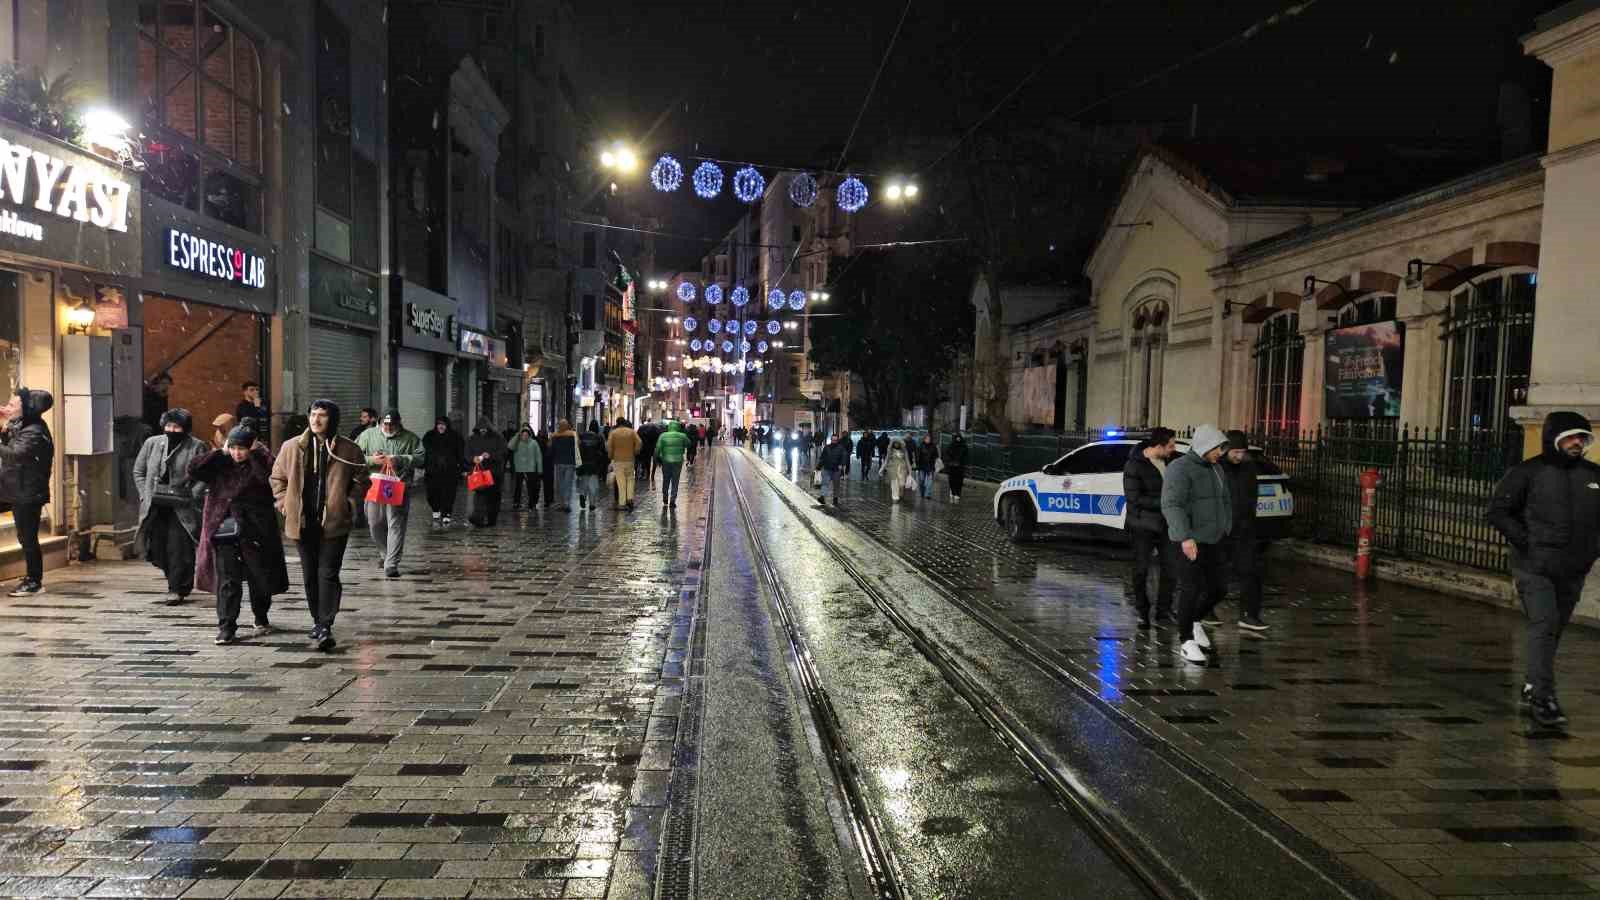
[606,417,643,511]
[270,399,368,651]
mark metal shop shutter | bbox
[308,325,373,424]
[396,349,438,433]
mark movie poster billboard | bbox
[1324,320,1405,418]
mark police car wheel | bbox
[1003,496,1034,543]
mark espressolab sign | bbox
[0,125,141,274]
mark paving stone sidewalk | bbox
[755,446,1600,900]
[0,463,710,899]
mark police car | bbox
[992,437,1295,544]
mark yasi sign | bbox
[166,228,267,288]
[0,135,132,233]
[0,125,141,274]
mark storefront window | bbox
[1443,272,1535,435]
[1252,311,1302,436]
[137,1,263,231]
[0,271,20,398]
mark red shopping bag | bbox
[467,462,495,492]
[365,459,406,506]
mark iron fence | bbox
[1256,424,1522,572]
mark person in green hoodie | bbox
[508,425,543,509]
[653,420,690,508]
[356,410,424,578]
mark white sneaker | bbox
[1192,623,1211,649]
[1181,640,1208,664]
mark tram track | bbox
[722,450,1167,900]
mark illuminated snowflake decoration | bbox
[677,281,697,302]
[707,319,722,334]
[693,161,723,199]
[766,319,781,334]
[650,155,683,192]
[836,175,868,213]
[733,165,765,203]
[740,340,751,354]
[789,172,819,208]
[682,316,697,332]
[767,288,786,309]
[742,319,758,336]
[788,291,806,311]
[725,318,741,334]
[730,285,749,307]
[690,339,703,352]
[721,340,734,353]
[704,283,723,305]
[757,340,769,353]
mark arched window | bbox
[1442,270,1535,435]
[1336,294,1396,328]
[1129,301,1167,427]
[1252,311,1302,435]
[137,1,263,231]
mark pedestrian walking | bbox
[1124,427,1177,629]
[818,431,850,508]
[0,388,53,596]
[1487,411,1600,727]
[356,410,422,578]
[857,429,876,480]
[876,432,890,476]
[190,428,290,644]
[885,438,913,503]
[914,432,940,499]
[577,420,609,512]
[133,409,209,605]
[655,421,690,508]
[537,429,555,507]
[1161,425,1233,665]
[508,426,543,509]
[607,417,642,511]
[549,420,580,511]
[1223,430,1272,633]
[944,433,969,501]
[812,429,825,468]
[422,417,465,525]
[464,418,506,527]
[637,418,661,487]
[270,400,367,651]
[685,423,700,467]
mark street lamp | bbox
[885,180,919,202]
[600,142,637,172]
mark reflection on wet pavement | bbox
[753,444,1600,899]
[0,464,708,898]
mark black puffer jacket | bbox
[0,388,53,507]
[1122,442,1166,536]
[1488,411,1600,577]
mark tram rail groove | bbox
[721,454,906,900]
[743,449,1383,900]
[726,452,1168,900]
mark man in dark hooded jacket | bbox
[465,418,507,526]
[0,388,54,595]
[1488,411,1600,727]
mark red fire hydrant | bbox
[1355,468,1382,579]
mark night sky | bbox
[578,0,1564,270]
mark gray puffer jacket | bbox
[1161,448,1233,545]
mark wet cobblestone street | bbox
[0,465,709,899]
[754,444,1600,899]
